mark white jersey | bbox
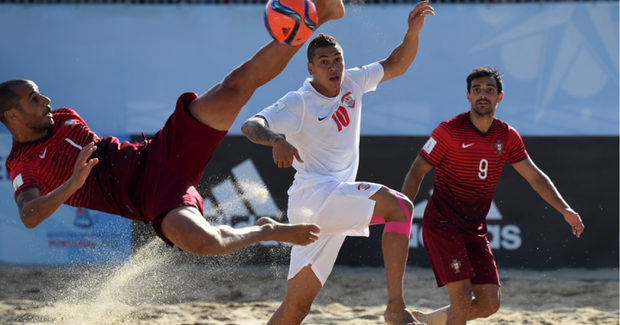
[259,62,384,194]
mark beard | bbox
[471,100,496,116]
[24,112,54,133]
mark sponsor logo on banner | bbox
[409,189,522,251]
[203,159,282,246]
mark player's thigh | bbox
[467,241,500,286]
[444,278,474,306]
[189,76,255,131]
[288,182,379,235]
[159,206,217,253]
[289,234,346,286]
[423,226,476,287]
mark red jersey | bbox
[7,108,144,220]
[419,112,528,238]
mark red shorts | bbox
[423,225,500,288]
[138,92,227,246]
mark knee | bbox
[221,64,257,94]
[219,73,243,94]
[403,197,414,219]
[385,192,414,223]
[181,236,226,256]
[477,295,501,318]
[173,226,230,256]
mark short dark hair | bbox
[307,33,340,63]
[466,67,503,94]
[0,79,29,125]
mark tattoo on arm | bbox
[243,116,283,146]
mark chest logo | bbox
[494,139,504,155]
[39,147,47,159]
[64,120,77,127]
[341,92,355,108]
[318,115,329,121]
[462,143,474,148]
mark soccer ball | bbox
[264,0,318,46]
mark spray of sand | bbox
[25,179,300,324]
[30,239,176,324]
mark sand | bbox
[0,240,617,325]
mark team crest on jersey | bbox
[494,139,504,155]
[451,259,462,274]
[357,183,371,191]
[341,92,355,109]
[64,119,77,127]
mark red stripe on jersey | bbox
[420,112,528,237]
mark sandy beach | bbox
[0,240,617,325]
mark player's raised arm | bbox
[512,157,584,237]
[17,143,98,228]
[241,115,303,168]
[378,0,434,83]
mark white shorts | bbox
[286,180,383,285]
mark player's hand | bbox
[408,0,435,33]
[69,142,99,190]
[272,138,303,168]
[563,209,584,238]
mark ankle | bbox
[317,0,345,25]
[386,299,407,310]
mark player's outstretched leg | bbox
[160,207,320,255]
[187,0,345,132]
[255,216,322,246]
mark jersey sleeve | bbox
[506,125,528,164]
[9,160,42,199]
[419,122,452,166]
[345,62,384,94]
[258,91,304,135]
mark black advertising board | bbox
[132,135,619,269]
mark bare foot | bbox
[255,217,321,246]
[315,0,345,27]
[384,306,426,325]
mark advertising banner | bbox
[164,136,617,269]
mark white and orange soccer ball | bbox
[264,0,318,46]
